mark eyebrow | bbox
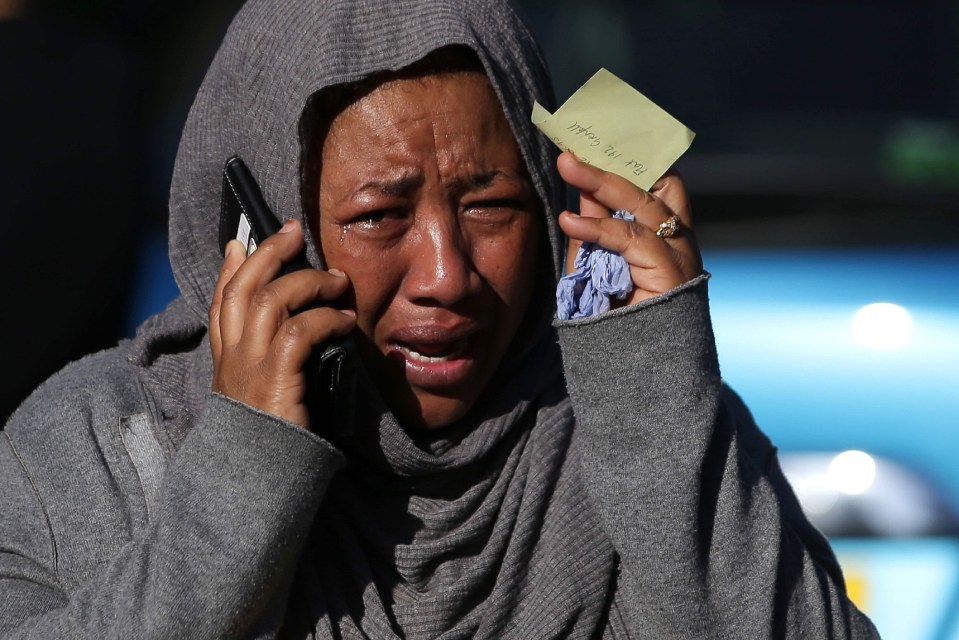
[455,170,500,191]
[448,170,526,192]
[343,169,527,204]
[352,173,425,198]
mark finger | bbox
[558,152,691,237]
[579,191,610,220]
[648,171,701,274]
[649,170,693,229]
[559,211,701,283]
[240,268,351,356]
[564,229,582,275]
[249,306,357,428]
[564,194,608,275]
[562,164,615,273]
[210,239,248,362]
[266,306,357,377]
[218,219,306,347]
[558,213,665,267]
[557,152,657,218]
[559,213,689,299]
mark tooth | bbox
[400,346,452,364]
[398,338,469,364]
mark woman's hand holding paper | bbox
[557,151,703,307]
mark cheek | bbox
[474,221,540,307]
[320,232,401,335]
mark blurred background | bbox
[2,0,957,636]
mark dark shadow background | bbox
[0,0,239,422]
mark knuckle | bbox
[221,280,244,306]
[623,220,643,242]
[209,306,222,329]
[251,286,282,312]
[277,318,309,348]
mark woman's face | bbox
[316,70,541,429]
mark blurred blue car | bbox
[706,247,959,640]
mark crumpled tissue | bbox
[556,210,635,320]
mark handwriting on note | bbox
[531,68,695,191]
[562,121,651,177]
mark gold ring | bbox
[656,215,680,239]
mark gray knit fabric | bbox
[0,0,880,638]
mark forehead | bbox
[314,71,532,207]
[322,71,513,154]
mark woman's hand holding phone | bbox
[209,219,356,428]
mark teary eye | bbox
[463,197,533,222]
[353,207,404,229]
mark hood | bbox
[168,0,564,321]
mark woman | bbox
[0,0,878,637]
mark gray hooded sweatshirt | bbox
[0,0,879,638]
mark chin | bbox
[395,391,476,430]
[385,378,498,428]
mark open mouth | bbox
[394,337,469,364]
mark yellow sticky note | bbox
[532,68,695,191]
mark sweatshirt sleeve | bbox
[555,275,880,639]
[0,392,344,639]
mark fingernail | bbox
[328,268,346,278]
[278,219,298,233]
[340,309,356,319]
[224,239,244,258]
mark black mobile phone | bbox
[219,155,312,270]
[219,155,352,429]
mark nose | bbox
[402,210,479,307]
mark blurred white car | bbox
[781,451,959,640]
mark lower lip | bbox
[390,347,475,388]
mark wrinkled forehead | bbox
[300,50,517,218]
[311,70,536,232]
[301,47,489,156]
[320,70,518,167]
